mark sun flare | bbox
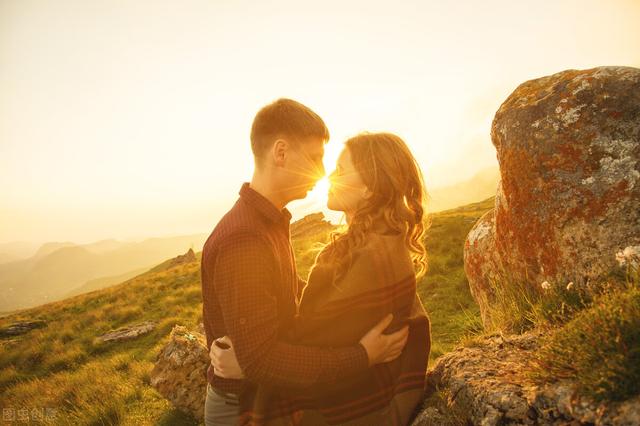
[308,176,331,206]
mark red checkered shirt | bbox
[201,182,369,395]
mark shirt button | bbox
[239,318,246,325]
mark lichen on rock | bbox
[464,66,640,326]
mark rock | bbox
[291,213,336,240]
[0,319,46,337]
[417,330,640,425]
[423,332,541,425]
[171,248,196,266]
[410,406,448,426]
[464,66,640,325]
[150,325,209,421]
[149,249,198,274]
[95,320,156,343]
[531,383,640,426]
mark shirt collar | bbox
[239,182,292,225]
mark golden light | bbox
[304,138,344,205]
[290,138,342,213]
[308,176,331,205]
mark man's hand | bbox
[359,314,409,366]
[210,336,245,379]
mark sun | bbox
[308,139,343,203]
[307,176,331,205]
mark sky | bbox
[1,0,639,246]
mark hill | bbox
[0,241,40,265]
[0,198,493,425]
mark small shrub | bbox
[528,283,640,402]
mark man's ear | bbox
[272,139,287,167]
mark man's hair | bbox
[250,98,330,162]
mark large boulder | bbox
[464,66,640,325]
[150,325,209,421]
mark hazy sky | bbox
[1,0,639,246]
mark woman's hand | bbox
[209,336,245,379]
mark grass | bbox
[418,201,489,360]
[0,263,203,425]
[0,196,491,424]
[478,243,640,403]
[528,279,640,402]
[3,194,635,419]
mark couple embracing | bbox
[201,98,431,426]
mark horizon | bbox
[2,0,639,245]
[0,166,498,250]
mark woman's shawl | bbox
[238,231,431,425]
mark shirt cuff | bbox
[334,343,370,378]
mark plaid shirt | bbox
[201,182,369,396]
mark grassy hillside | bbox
[0,198,493,425]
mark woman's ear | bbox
[363,187,373,199]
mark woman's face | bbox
[327,146,371,214]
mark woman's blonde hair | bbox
[319,132,431,282]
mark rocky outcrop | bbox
[412,331,640,426]
[0,319,46,337]
[151,325,640,425]
[464,66,640,325]
[150,325,209,421]
[149,248,197,274]
[170,248,196,266]
[95,320,156,343]
[291,213,336,239]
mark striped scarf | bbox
[238,231,431,425]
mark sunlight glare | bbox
[308,176,331,206]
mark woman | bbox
[214,132,431,425]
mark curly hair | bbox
[318,132,431,283]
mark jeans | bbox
[204,383,240,426]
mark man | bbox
[201,98,409,425]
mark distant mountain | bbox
[32,242,77,260]
[0,234,208,312]
[82,239,126,254]
[0,241,40,265]
[427,166,500,213]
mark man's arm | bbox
[210,231,369,389]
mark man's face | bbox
[283,136,326,200]
[327,146,369,214]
